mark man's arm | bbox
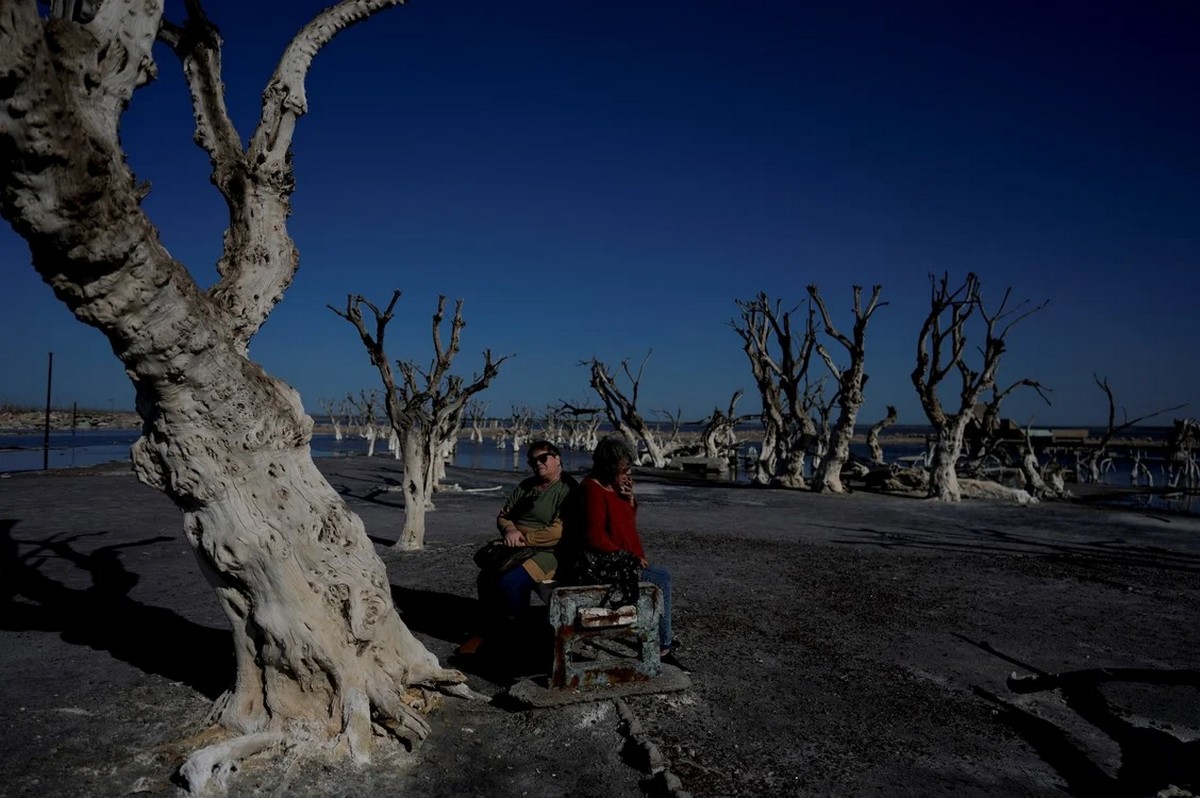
[496,486,527,546]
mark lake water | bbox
[0,427,1187,500]
[1,428,925,478]
[0,429,588,476]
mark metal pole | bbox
[43,351,54,470]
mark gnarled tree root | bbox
[177,731,286,793]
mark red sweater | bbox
[581,476,645,560]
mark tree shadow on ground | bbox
[962,637,1200,795]
[830,524,1200,573]
[0,519,231,699]
[390,585,551,687]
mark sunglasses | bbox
[528,452,557,466]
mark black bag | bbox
[473,540,536,574]
[575,550,643,608]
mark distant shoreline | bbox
[0,409,141,433]
[0,408,1174,449]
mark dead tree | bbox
[558,401,602,450]
[961,376,1053,476]
[866,405,898,465]
[1016,422,1069,499]
[731,293,818,487]
[650,407,687,459]
[700,390,752,461]
[584,353,668,467]
[346,390,381,457]
[466,401,487,444]
[1166,418,1200,489]
[506,405,535,452]
[911,273,1048,501]
[319,398,349,441]
[0,0,467,784]
[808,284,885,493]
[1080,376,1185,484]
[332,292,506,549]
[805,377,837,478]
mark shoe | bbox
[661,651,690,673]
[455,635,485,656]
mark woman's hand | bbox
[503,527,527,547]
[617,472,634,500]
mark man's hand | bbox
[503,527,527,547]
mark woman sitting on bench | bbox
[580,436,679,662]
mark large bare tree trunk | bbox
[0,0,464,786]
[333,293,505,549]
[754,424,780,485]
[732,293,817,488]
[911,273,1047,502]
[397,430,433,550]
[866,405,898,465]
[808,284,885,494]
[700,390,747,460]
[926,416,970,501]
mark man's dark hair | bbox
[526,439,561,459]
[590,436,635,484]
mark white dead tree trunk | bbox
[331,293,506,550]
[650,407,687,460]
[542,408,565,447]
[507,405,534,452]
[911,273,1048,501]
[732,294,818,488]
[700,390,751,461]
[1016,423,1066,499]
[808,284,885,493]
[1166,418,1200,489]
[466,401,486,444]
[1130,450,1154,487]
[0,0,466,784]
[347,390,381,457]
[801,379,833,482]
[1080,375,1184,484]
[320,398,348,441]
[733,295,782,485]
[558,401,603,451]
[724,294,820,484]
[584,353,669,467]
[866,405,898,465]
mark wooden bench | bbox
[543,583,663,689]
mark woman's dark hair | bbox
[526,440,561,459]
[590,436,636,484]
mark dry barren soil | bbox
[1,457,1198,797]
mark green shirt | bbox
[498,474,578,581]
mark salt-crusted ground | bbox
[1,456,1197,796]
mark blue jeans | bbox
[641,564,673,650]
[477,565,535,622]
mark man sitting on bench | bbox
[458,440,577,656]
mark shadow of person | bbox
[0,519,231,699]
[391,585,551,687]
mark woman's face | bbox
[528,448,563,482]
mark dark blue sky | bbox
[2,0,1197,425]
